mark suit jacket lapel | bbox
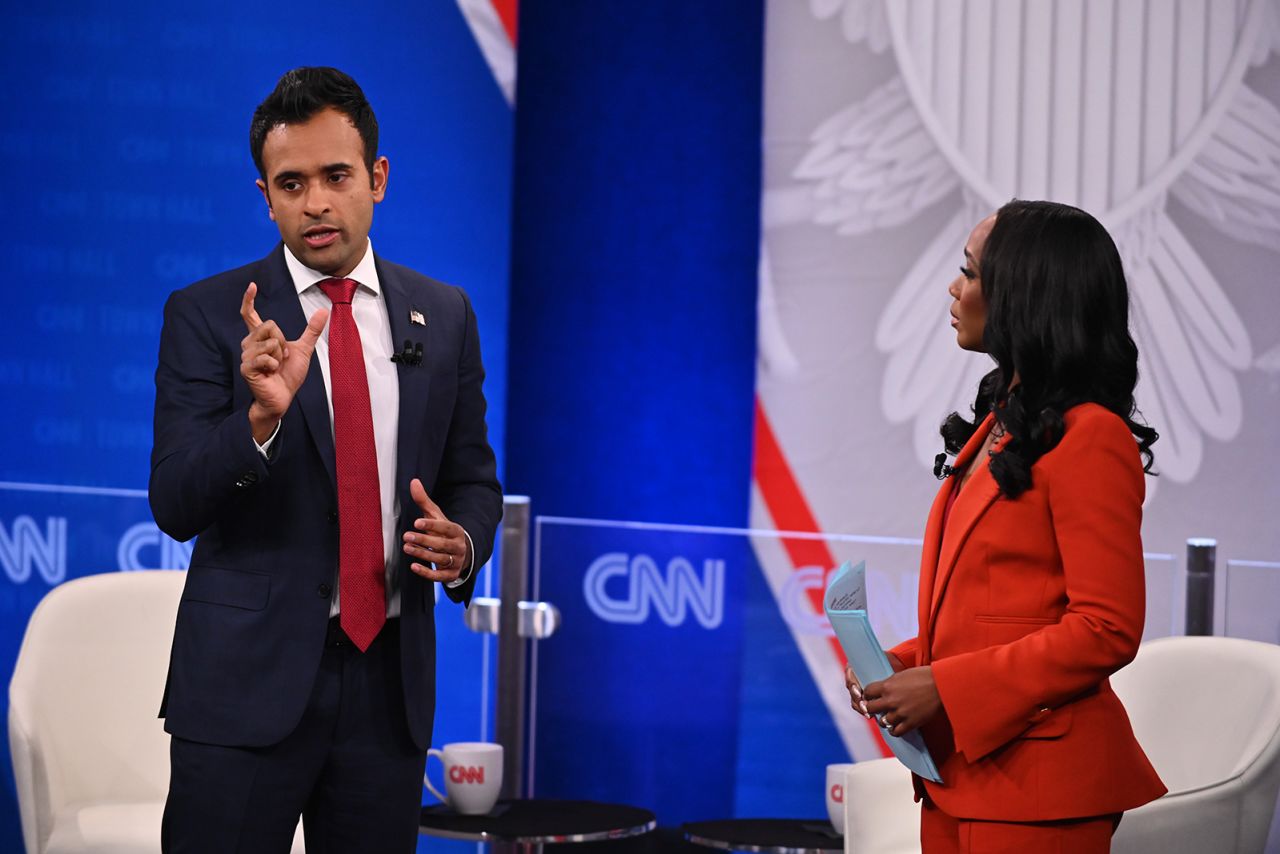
[915,476,952,661]
[926,414,1004,633]
[377,257,433,499]
[253,244,337,491]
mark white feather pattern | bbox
[1171,85,1280,247]
[810,0,892,53]
[1130,275,1204,482]
[1124,212,1249,480]
[795,79,957,235]
[874,200,991,466]
[1149,212,1254,371]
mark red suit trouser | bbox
[921,798,1120,853]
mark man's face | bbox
[256,107,388,278]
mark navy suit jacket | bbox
[149,243,502,750]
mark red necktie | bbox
[317,278,385,652]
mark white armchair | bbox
[842,635,1280,854]
[8,570,305,854]
[1111,635,1280,854]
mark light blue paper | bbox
[825,560,943,783]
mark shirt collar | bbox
[283,239,381,297]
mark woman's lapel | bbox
[922,414,1007,634]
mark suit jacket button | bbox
[327,510,338,524]
[318,583,331,598]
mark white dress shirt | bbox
[258,240,471,618]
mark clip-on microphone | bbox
[933,452,955,480]
[390,339,423,366]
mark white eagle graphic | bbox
[762,0,1280,484]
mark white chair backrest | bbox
[9,571,184,826]
[843,757,920,854]
[1111,635,1280,795]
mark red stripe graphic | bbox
[752,395,892,758]
[491,0,518,43]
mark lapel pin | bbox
[409,308,426,327]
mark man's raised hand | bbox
[240,281,328,442]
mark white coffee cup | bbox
[826,762,855,835]
[424,742,504,815]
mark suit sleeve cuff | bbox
[445,528,476,589]
[254,421,281,459]
[888,638,919,670]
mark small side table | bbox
[681,818,842,853]
[421,799,657,853]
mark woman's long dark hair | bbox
[940,199,1158,498]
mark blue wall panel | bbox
[505,0,764,526]
[505,0,778,825]
[0,3,512,849]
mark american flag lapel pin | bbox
[409,308,426,327]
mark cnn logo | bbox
[583,552,725,628]
[449,765,485,785]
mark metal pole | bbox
[1185,538,1217,636]
[496,496,531,799]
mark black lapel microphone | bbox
[933,452,955,480]
[390,339,423,367]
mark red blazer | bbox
[890,403,1166,821]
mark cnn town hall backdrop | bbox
[3,2,1279,853]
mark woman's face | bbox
[948,214,995,352]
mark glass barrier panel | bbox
[525,516,1181,827]
[1143,552,1178,642]
[1224,559,1280,644]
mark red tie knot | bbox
[318,277,359,306]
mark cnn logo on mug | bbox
[426,743,503,815]
[448,764,486,785]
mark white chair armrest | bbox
[9,706,44,854]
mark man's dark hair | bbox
[250,67,379,183]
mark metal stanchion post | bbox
[497,496,531,800]
[461,494,558,820]
[1185,538,1217,636]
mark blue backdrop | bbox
[0,0,847,846]
[0,2,512,849]
[506,0,763,524]
[507,0,847,824]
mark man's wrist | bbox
[248,401,281,445]
[445,529,476,589]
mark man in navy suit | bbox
[149,67,502,853]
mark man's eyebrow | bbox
[272,163,354,185]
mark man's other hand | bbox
[402,478,471,583]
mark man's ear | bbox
[370,156,389,204]
[255,178,276,222]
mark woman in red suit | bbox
[847,200,1166,852]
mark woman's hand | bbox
[862,665,941,738]
[845,652,906,720]
[845,664,869,717]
